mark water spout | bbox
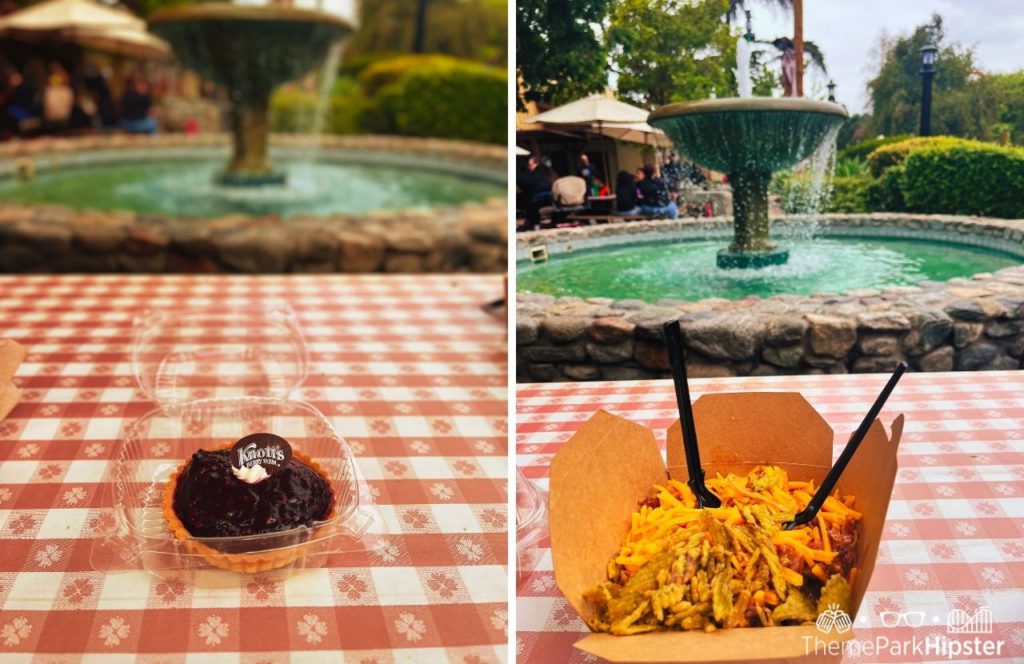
[735,36,752,98]
[308,40,346,164]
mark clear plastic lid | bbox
[131,305,308,409]
[89,305,380,579]
[516,467,547,585]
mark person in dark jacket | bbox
[615,170,639,214]
[635,165,679,219]
[517,156,553,230]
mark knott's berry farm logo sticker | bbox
[231,432,292,475]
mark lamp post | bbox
[413,0,428,53]
[827,80,836,102]
[919,41,938,136]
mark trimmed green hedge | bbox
[866,165,906,212]
[773,136,1024,217]
[867,136,973,177]
[837,134,911,162]
[271,55,505,144]
[363,59,506,144]
[358,54,463,96]
[900,142,1024,218]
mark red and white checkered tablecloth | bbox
[516,373,1024,664]
[0,274,508,663]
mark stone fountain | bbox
[150,4,351,186]
[649,98,847,268]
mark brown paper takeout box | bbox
[549,392,904,664]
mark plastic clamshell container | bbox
[91,306,375,577]
[516,467,547,586]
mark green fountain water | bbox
[149,4,351,186]
[649,98,847,268]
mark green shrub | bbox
[900,142,1024,218]
[837,134,911,162]
[270,87,317,133]
[833,156,868,178]
[825,175,872,213]
[364,59,506,144]
[867,136,973,177]
[866,165,906,212]
[338,52,402,78]
[358,54,463,96]
[271,77,367,135]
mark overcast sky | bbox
[750,0,1024,114]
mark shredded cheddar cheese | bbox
[585,465,860,635]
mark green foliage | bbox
[825,175,872,213]
[988,71,1024,144]
[837,134,911,162]
[359,54,462,96]
[866,14,978,138]
[867,136,972,177]
[865,166,906,212]
[833,157,868,178]
[271,56,503,143]
[900,142,1024,218]
[347,0,507,66]
[863,14,1024,143]
[270,77,367,135]
[363,59,506,143]
[516,0,611,106]
[608,0,734,107]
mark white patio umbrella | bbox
[515,146,530,156]
[597,121,672,148]
[524,93,651,126]
[0,0,170,59]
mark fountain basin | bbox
[649,98,849,174]
[516,215,1024,301]
[649,98,847,264]
[514,215,1024,381]
[0,134,507,274]
[150,4,352,185]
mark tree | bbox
[608,0,734,107]
[987,71,1024,144]
[866,14,976,137]
[725,0,792,23]
[347,0,506,66]
[516,0,611,107]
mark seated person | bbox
[635,165,679,219]
[517,156,552,230]
[120,76,157,135]
[615,170,639,214]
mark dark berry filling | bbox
[172,449,333,540]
